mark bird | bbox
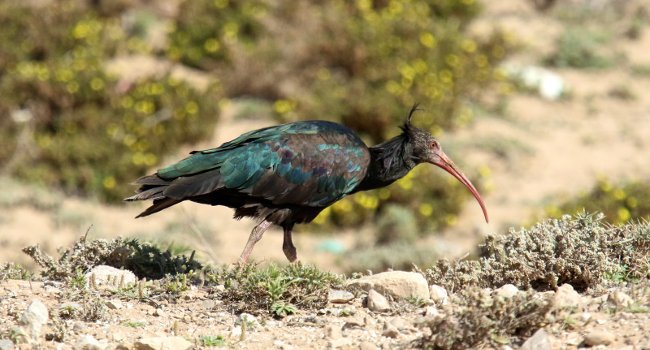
[125,105,488,264]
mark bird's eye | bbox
[430,141,439,149]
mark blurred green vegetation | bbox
[0,0,221,201]
[1,0,512,231]
[544,178,650,225]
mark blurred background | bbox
[1,0,649,273]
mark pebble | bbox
[76,334,105,350]
[429,285,449,304]
[325,325,342,339]
[520,328,552,350]
[583,329,615,346]
[20,299,49,340]
[328,290,355,304]
[237,313,260,328]
[553,284,582,310]
[495,284,519,299]
[342,318,365,330]
[85,265,136,289]
[424,306,439,317]
[133,336,193,350]
[358,342,378,350]
[328,338,352,349]
[382,322,399,338]
[0,339,14,350]
[105,299,123,310]
[367,289,390,312]
[609,291,633,308]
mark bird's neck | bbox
[356,133,416,192]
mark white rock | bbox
[359,341,378,350]
[134,336,192,350]
[328,290,355,304]
[347,271,429,301]
[85,265,137,289]
[424,306,439,317]
[553,284,582,310]
[20,299,49,340]
[520,328,552,350]
[583,329,615,346]
[367,289,390,312]
[429,285,449,304]
[609,291,633,308]
[0,339,15,350]
[237,313,259,328]
[230,326,242,338]
[76,334,105,350]
[496,284,519,299]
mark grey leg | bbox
[282,224,298,262]
[238,219,272,264]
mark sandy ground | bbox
[1,0,649,271]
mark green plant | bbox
[425,212,650,292]
[417,288,552,349]
[271,301,297,317]
[545,26,613,69]
[199,335,227,347]
[545,178,650,225]
[0,0,222,201]
[124,321,147,328]
[216,263,341,315]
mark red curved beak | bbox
[429,151,489,223]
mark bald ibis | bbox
[125,105,488,263]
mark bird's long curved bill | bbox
[431,152,489,223]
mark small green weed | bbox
[124,321,146,328]
[199,335,226,347]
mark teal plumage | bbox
[127,120,371,219]
[126,105,488,263]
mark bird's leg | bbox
[238,219,272,264]
[282,224,298,263]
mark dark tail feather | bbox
[125,174,181,217]
[135,197,182,218]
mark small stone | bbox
[237,313,259,328]
[0,339,15,350]
[553,284,582,310]
[328,338,353,349]
[609,291,633,308]
[76,334,105,350]
[342,318,365,330]
[565,332,582,346]
[382,322,400,338]
[424,306,439,317]
[105,299,123,310]
[325,325,342,339]
[367,289,390,312]
[583,329,615,346]
[85,265,137,289]
[328,290,355,304]
[520,328,552,350]
[389,317,410,331]
[496,284,519,299]
[359,342,378,350]
[230,326,242,338]
[429,285,449,304]
[580,312,592,322]
[346,271,430,301]
[20,299,49,340]
[153,309,165,317]
[134,336,192,350]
